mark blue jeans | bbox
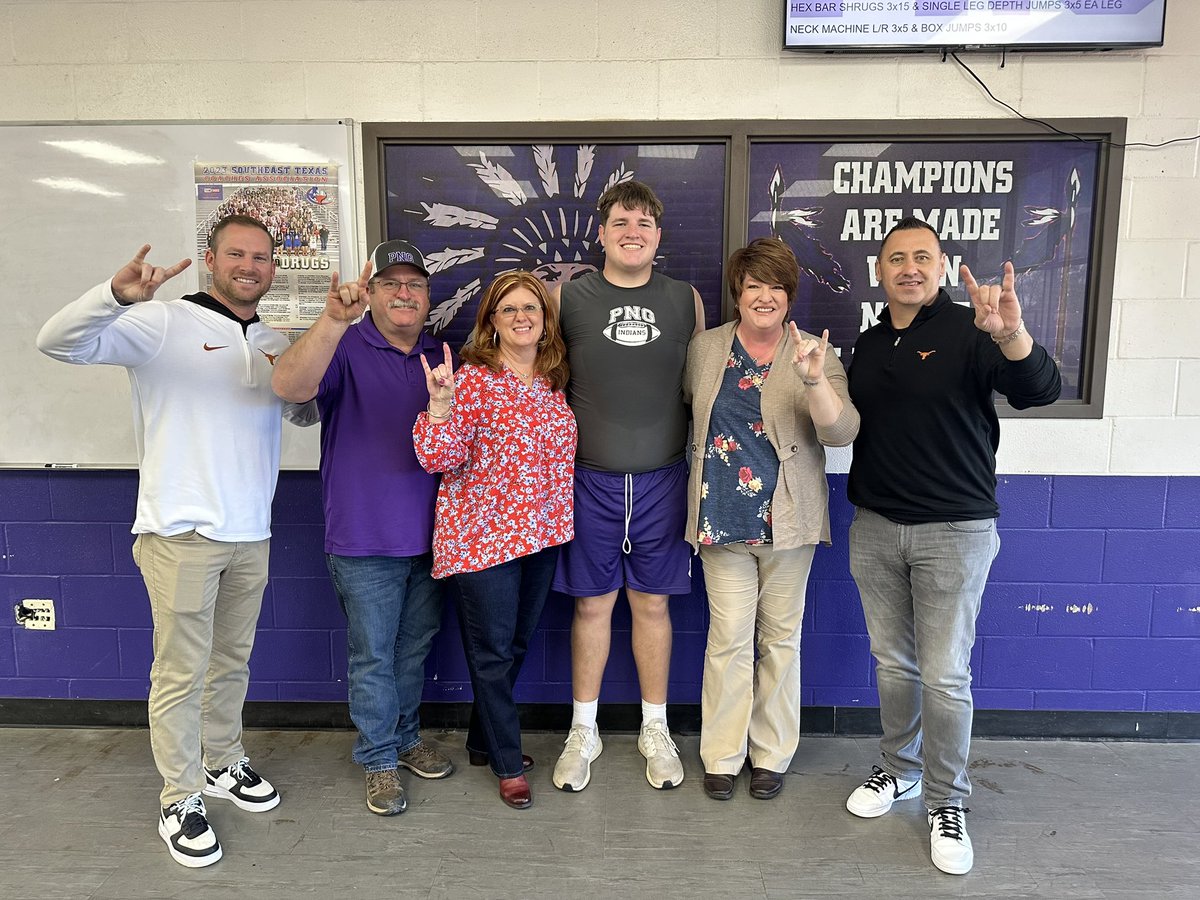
[849,507,1000,809]
[326,553,444,773]
[453,547,559,779]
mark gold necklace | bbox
[501,353,534,380]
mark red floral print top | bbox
[413,363,577,578]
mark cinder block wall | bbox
[3,471,1197,711]
[1,1,1197,713]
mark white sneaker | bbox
[928,806,974,875]
[158,793,222,868]
[846,766,922,818]
[203,756,280,812]
[553,724,603,792]
[637,719,684,789]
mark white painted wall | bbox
[2,0,1197,475]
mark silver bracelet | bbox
[992,320,1026,346]
[802,379,822,387]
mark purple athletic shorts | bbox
[552,460,693,597]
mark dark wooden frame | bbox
[363,118,1125,417]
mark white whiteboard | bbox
[1,121,357,468]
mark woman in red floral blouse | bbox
[413,271,576,810]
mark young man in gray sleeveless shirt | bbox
[548,181,706,793]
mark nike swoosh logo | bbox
[203,344,228,351]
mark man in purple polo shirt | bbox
[273,240,454,816]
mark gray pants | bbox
[849,507,1000,809]
[134,531,269,806]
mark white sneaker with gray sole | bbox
[845,766,922,818]
[552,724,603,792]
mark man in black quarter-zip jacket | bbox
[842,217,1060,877]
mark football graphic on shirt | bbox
[603,320,661,346]
[603,305,661,346]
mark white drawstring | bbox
[622,473,633,554]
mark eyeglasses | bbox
[494,303,543,319]
[373,278,428,294]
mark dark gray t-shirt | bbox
[561,270,696,473]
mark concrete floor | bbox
[1,726,1197,899]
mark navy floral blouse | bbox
[697,337,778,545]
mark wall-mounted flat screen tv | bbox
[783,1,1167,53]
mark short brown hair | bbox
[726,238,799,313]
[462,271,569,392]
[597,180,663,228]
[208,214,274,251]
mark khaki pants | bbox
[133,531,269,806]
[698,543,815,774]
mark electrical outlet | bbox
[15,599,55,631]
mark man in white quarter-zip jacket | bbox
[37,215,317,870]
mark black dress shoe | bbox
[703,772,735,801]
[468,749,534,772]
[498,774,532,809]
[749,767,784,800]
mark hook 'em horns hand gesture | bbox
[419,342,456,421]
[961,260,1022,338]
[111,245,192,305]
[324,261,372,323]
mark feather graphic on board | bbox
[573,145,595,198]
[784,213,851,295]
[769,165,784,235]
[768,165,850,294]
[469,152,526,206]
[424,247,485,275]
[534,145,559,198]
[426,278,482,332]
[600,163,635,196]
[1012,168,1081,276]
[1052,168,1083,363]
[419,202,499,230]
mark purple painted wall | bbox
[2,471,1198,711]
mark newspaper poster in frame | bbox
[194,162,340,339]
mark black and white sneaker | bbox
[929,805,974,875]
[846,765,922,818]
[203,756,280,812]
[159,793,222,868]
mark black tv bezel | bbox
[780,0,1167,55]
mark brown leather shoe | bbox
[749,768,784,800]
[703,772,735,801]
[468,749,534,772]
[499,774,532,809]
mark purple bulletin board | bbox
[374,139,728,351]
[364,121,1124,417]
[749,137,1102,401]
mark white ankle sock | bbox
[641,700,667,728]
[571,698,598,732]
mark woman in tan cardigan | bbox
[684,238,859,802]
